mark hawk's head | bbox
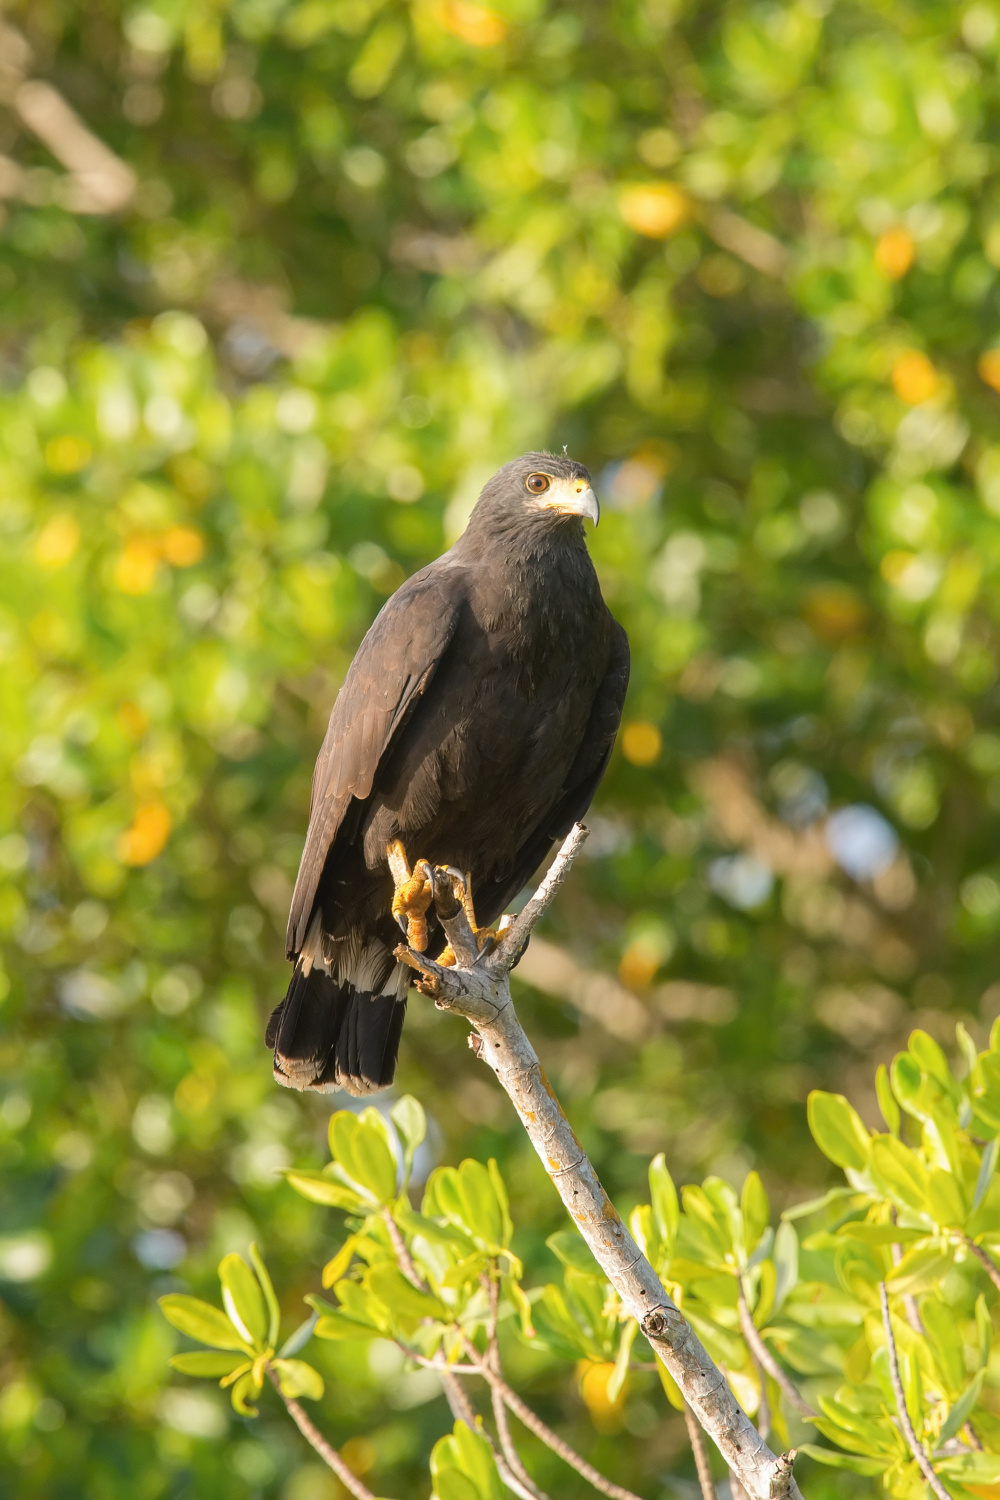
[469,451,600,533]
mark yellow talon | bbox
[387,840,435,953]
[386,845,504,960]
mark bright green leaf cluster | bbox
[160,1243,323,1415]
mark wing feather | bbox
[286,568,464,955]
[476,618,630,925]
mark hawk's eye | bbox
[525,473,551,494]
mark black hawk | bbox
[268,451,629,1095]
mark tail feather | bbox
[268,943,407,1096]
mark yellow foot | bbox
[442,869,497,955]
[387,840,434,953]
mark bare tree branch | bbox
[878,1284,953,1500]
[683,1400,718,1500]
[265,1364,378,1500]
[736,1278,814,1420]
[396,825,801,1500]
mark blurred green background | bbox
[3,0,1000,1493]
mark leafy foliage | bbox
[159,1034,1000,1499]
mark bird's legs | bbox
[387,840,435,953]
[387,844,500,963]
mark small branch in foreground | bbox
[736,1278,814,1420]
[381,1218,541,1500]
[441,1366,539,1500]
[683,1400,718,1500]
[486,1278,549,1500]
[878,1284,953,1500]
[265,1365,377,1500]
[964,1236,1000,1297]
[494,1365,644,1500]
[399,826,800,1500]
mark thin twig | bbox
[497,822,590,968]
[442,1368,539,1500]
[459,1334,645,1500]
[265,1365,378,1500]
[382,1206,424,1290]
[890,1212,924,1334]
[380,1217,540,1500]
[879,1284,953,1500]
[486,1276,549,1500]
[736,1278,814,1419]
[405,826,800,1500]
[964,1236,1000,1296]
[683,1400,718,1500]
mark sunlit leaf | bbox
[219,1253,268,1348]
[807,1093,871,1171]
[158,1295,252,1353]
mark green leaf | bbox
[219,1253,268,1349]
[533,1284,596,1360]
[396,1205,476,1257]
[835,1221,925,1246]
[926,1167,967,1228]
[248,1243,280,1348]
[885,1242,953,1296]
[284,1169,366,1211]
[458,1159,503,1248]
[870,1136,929,1214]
[875,1064,900,1137]
[433,1474,481,1500]
[807,1092,871,1171]
[772,1221,798,1311]
[313,1312,379,1341]
[920,1296,967,1395]
[351,1109,399,1203]
[608,1316,638,1402]
[365,1263,448,1323]
[431,1422,502,1500]
[271,1358,325,1400]
[937,1453,1000,1484]
[740,1171,769,1258]
[329,1110,361,1172]
[390,1095,426,1184]
[974,1137,999,1214]
[428,1167,472,1235]
[322,1233,362,1289]
[976,1292,992,1367]
[230,1369,261,1417]
[910,1030,955,1093]
[940,1370,985,1443]
[507,1277,536,1340]
[169,1351,250,1378]
[486,1159,513,1247]
[546,1230,598,1275]
[796,1445,888,1477]
[158,1294,252,1352]
[957,1021,979,1080]
[891,1052,925,1119]
[649,1153,679,1255]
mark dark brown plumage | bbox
[267,451,629,1095]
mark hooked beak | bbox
[541,477,600,526]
